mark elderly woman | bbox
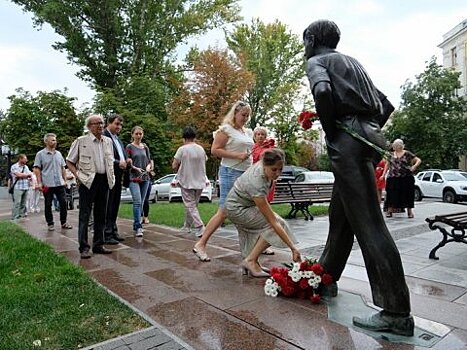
[225,148,301,277]
[383,139,421,218]
[193,101,254,262]
[251,126,275,164]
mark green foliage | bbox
[119,201,329,227]
[385,57,467,169]
[226,19,306,128]
[12,0,242,89]
[94,76,174,176]
[317,152,331,171]
[0,89,84,160]
[226,19,312,161]
[0,222,148,350]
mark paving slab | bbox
[4,197,467,349]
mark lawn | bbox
[118,201,329,228]
[0,222,149,350]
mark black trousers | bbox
[43,186,67,226]
[319,130,411,314]
[78,174,109,252]
[105,170,122,239]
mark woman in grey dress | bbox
[225,149,302,277]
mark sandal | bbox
[61,223,73,229]
[193,247,211,262]
[142,218,150,224]
[385,212,392,218]
[261,248,275,255]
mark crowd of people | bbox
[7,103,423,263]
[6,19,428,338]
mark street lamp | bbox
[1,145,18,184]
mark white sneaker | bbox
[135,228,143,237]
[193,226,205,238]
[180,225,191,234]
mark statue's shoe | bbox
[320,282,338,297]
[352,311,414,336]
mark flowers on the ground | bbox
[298,111,318,130]
[264,257,333,304]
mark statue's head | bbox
[303,20,340,59]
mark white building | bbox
[438,19,467,170]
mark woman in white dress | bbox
[225,148,302,277]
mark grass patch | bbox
[119,201,329,228]
[0,222,149,350]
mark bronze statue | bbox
[303,20,414,336]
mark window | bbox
[432,173,442,182]
[422,172,432,182]
[451,47,457,66]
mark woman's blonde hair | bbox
[221,101,251,127]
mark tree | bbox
[0,88,84,160]
[385,57,467,169]
[93,77,174,176]
[12,0,241,89]
[167,47,254,177]
[226,19,306,127]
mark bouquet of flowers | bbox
[298,111,319,130]
[264,257,333,304]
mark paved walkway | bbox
[3,199,467,349]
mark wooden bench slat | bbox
[270,182,332,220]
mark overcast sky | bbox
[0,0,466,112]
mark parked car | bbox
[121,183,157,203]
[294,171,335,184]
[277,165,309,183]
[447,169,467,179]
[153,173,213,202]
[414,170,467,203]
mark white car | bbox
[414,170,467,203]
[294,171,335,184]
[120,183,157,203]
[154,173,213,202]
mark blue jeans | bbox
[129,180,150,230]
[218,165,244,208]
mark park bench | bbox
[425,211,467,259]
[271,182,333,220]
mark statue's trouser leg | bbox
[319,131,410,314]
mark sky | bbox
[0,0,466,112]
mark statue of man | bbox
[303,20,414,336]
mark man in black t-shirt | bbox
[303,20,414,336]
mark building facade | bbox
[438,19,467,170]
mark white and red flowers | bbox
[264,257,333,304]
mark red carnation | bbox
[299,278,309,290]
[298,111,312,123]
[300,261,310,271]
[301,119,313,130]
[310,294,321,304]
[311,263,324,275]
[321,273,333,285]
